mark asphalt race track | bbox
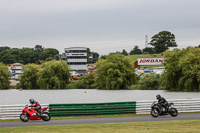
[1,114,200,127]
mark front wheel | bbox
[169,108,178,117]
[150,109,159,117]
[20,114,30,122]
[41,112,51,121]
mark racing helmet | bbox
[156,94,161,100]
[29,98,34,104]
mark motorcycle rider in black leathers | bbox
[156,94,168,113]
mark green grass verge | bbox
[1,120,200,133]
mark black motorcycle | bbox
[150,101,178,117]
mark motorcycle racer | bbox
[156,94,168,112]
[29,98,41,116]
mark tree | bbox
[39,48,59,61]
[87,48,100,63]
[37,60,71,89]
[0,46,10,52]
[149,31,177,53]
[20,48,38,64]
[129,46,142,55]
[17,64,40,89]
[34,45,44,53]
[195,44,200,48]
[0,63,11,89]
[76,73,96,89]
[0,50,16,64]
[142,47,156,54]
[34,45,44,64]
[137,73,161,90]
[121,49,128,56]
[95,53,138,89]
[88,52,100,63]
[100,55,107,59]
[161,47,200,91]
[0,46,60,65]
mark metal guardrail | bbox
[0,98,200,120]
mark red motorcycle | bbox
[20,105,51,122]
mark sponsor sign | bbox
[137,58,165,65]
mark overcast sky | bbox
[0,0,200,55]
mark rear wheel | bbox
[20,114,29,122]
[169,108,178,117]
[41,112,51,121]
[150,109,159,117]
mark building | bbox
[63,47,87,75]
[10,63,23,75]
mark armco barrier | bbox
[0,98,200,120]
[49,101,136,117]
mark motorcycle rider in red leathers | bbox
[29,98,41,116]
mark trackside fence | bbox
[0,98,200,120]
[49,101,136,117]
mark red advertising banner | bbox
[137,58,165,65]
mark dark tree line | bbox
[87,48,100,63]
[120,31,178,56]
[0,45,59,65]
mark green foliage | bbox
[95,53,138,89]
[129,46,142,55]
[0,62,11,89]
[137,73,161,90]
[39,48,59,61]
[149,31,177,53]
[195,44,200,48]
[65,81,79,89]
[20,48,38,64]
[100,55,107,59]
[143,47,156,54]
[37,60,71,89]
[18,64,40,89]
[0,45,59,65]
[161,47,200,91]
[121,49,128,56]
[0,46,10,52]
[87,48,100,63]
[76,73,96,89]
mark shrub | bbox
[137,73,161,90]
[76,73,96,89]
